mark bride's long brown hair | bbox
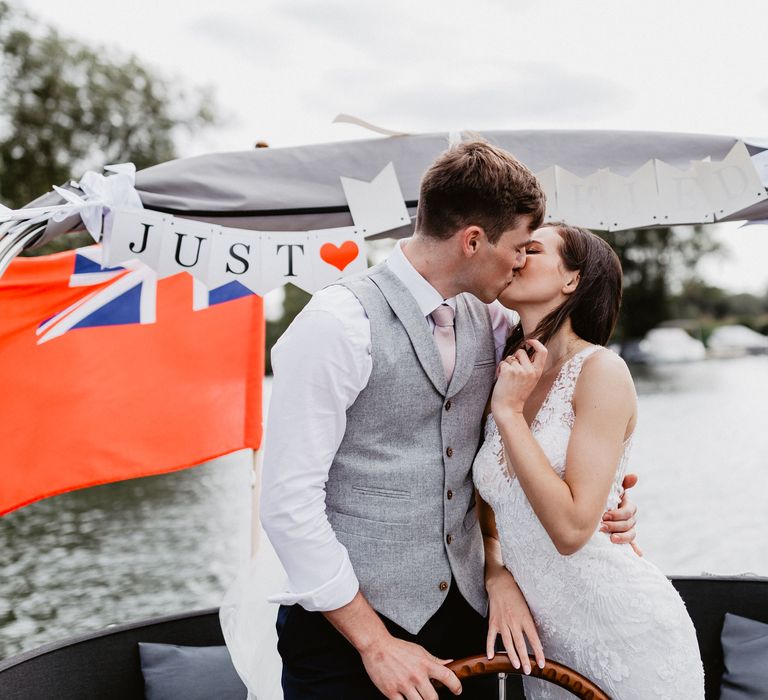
[503,223,623,359]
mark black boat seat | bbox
[0,608,225,700]
[0,576,765,699]
[672,575,768,699]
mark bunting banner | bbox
[104,212,369,296]
[1,144,765,300]
[79,142,768,296]
[540,141,765,230]
[95,161,410,295]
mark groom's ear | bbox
[461,225,485,256]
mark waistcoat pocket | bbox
[351,485,412,500]
[329,510,415,542]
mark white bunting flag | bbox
[260,231,314,294]
[340,162,410,236]
[207,227,265,294]
[654,160,714,226]
[694,141,766,220]
[597,161,659,231]
[749,149,768,188]
[156,217,218,280]
[305,226,368,292]
[106,209,170,269]
[554,167,606,229]
[535,166,560,223]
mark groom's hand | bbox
[323,592,462,699]
[601,472,643,556]
[361,634,462,699]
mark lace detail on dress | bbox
[530,345,598,442]
[473,345,704,700]
[485,414,517,483]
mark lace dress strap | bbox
[555,345,603,406]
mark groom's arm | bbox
[602,474,641,554]
[261,287,369,611]
[261,286,462,699]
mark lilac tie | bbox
[430,304,456,383]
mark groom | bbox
[261,140,638,699]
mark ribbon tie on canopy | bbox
[0,163,143,243]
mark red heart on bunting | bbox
[320,241,359,271]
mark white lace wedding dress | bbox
[473,346,704,699]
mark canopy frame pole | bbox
[250,448,263,557]
[0,222,45,277]
[498,672,507,699]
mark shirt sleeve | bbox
[260,286,372,611]
[488,300,519,363]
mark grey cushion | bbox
[138,643,247,700]
[720,613,768,699]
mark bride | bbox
[473,222,704,699]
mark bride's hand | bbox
[486,569,545,674]
[491,339,548,417]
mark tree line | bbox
[0,1,215,254]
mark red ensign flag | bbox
[0,245,264,515]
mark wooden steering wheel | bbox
[438,653,611,699]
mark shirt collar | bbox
[386,239,456,317]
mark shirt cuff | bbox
[267,552,360,611]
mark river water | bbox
[1,356,767,659]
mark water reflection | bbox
[629,356,768,577]
[1,357,767,659]
[0,452,252,658]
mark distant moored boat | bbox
[636,327,707,364]
[707,324,768,358]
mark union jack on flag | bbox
[36,246,257,344]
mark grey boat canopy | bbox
[21,129,768,251]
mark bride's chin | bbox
[498,294,524,311]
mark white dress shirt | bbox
[260,240,515,611]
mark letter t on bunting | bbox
[259,231,314,294]
[340,162,410,236]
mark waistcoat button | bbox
[446,447,453,458]
[446,534,452,545]
[445,400,452,411]
[439,581,448,592]
[446,489,453,500]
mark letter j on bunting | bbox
[0,246,264,516]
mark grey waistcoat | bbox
[327,263,496,634]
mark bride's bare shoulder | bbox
[576,347,636,403]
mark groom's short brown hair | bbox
[416,140,545,244]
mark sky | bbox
[17,0,768,295]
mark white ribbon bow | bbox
[1,162,143,241]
